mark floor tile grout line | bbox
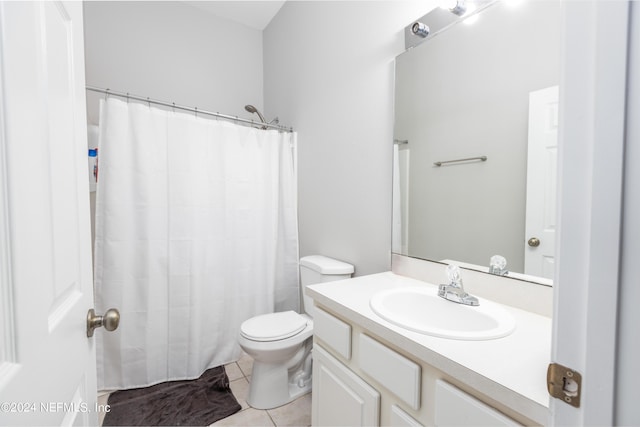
[266,409,277,427]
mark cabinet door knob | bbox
[528,237,541,247]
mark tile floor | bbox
[214,353,312,427]
[97,353,312,427]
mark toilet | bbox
[238,255,354,409]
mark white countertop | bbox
[307,271,551,425]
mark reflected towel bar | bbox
[434,156,487,167]
[394,139,409,145]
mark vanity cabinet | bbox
[312,305,529,426]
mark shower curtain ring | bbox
[105,88,110,101]
[126,93,130,103]
[146,97,151,108]
[172,102,176,113]
[195,107,198,118]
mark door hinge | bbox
[547,362,582,408]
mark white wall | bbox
[264,1,436,276]
[83,1,264,125]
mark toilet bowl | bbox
[238,311,314,409]
[238,255,354,409]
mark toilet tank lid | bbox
[300,255,354,275]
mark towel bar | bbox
[434,156,487,167]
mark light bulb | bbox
[440,0,459,10]
[440,0,467,16]
[462,2,478,24]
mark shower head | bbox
[244,104,267,124]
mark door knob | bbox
[528,237,541,247]
[87,308,120,337]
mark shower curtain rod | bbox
[85,85,293,132]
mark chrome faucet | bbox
[438,264,479,306]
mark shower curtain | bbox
[94,98,299,390]
[392,144,402,254]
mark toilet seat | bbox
[240,311,308,342]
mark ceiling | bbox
[183,1,287,30]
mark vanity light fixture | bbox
[411,21,430,38]
[441,0,467,16]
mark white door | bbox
[551,1,629,425]
[524,86,558,279]
[0,2,100,425]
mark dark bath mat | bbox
[102,366,241,426]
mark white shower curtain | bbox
[392,144,402,254]
[94,98,299,390]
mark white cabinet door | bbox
[391,404,423,427]
[0,2,97,425]
[312,345,380,426]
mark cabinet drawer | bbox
[358,334,421,410]
[434,380,522,426]
[314,307,352,359]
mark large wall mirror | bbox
[393,0,560,285]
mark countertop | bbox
[306,271,551,425]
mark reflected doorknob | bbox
[528,237,541,247]
[87,308,120,337]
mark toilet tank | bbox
[300,255,354,317]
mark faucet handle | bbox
[446,264,462,286]
[489,255,509,276]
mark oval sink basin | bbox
[370,286,516,340]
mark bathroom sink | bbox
[369,286,516,340]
